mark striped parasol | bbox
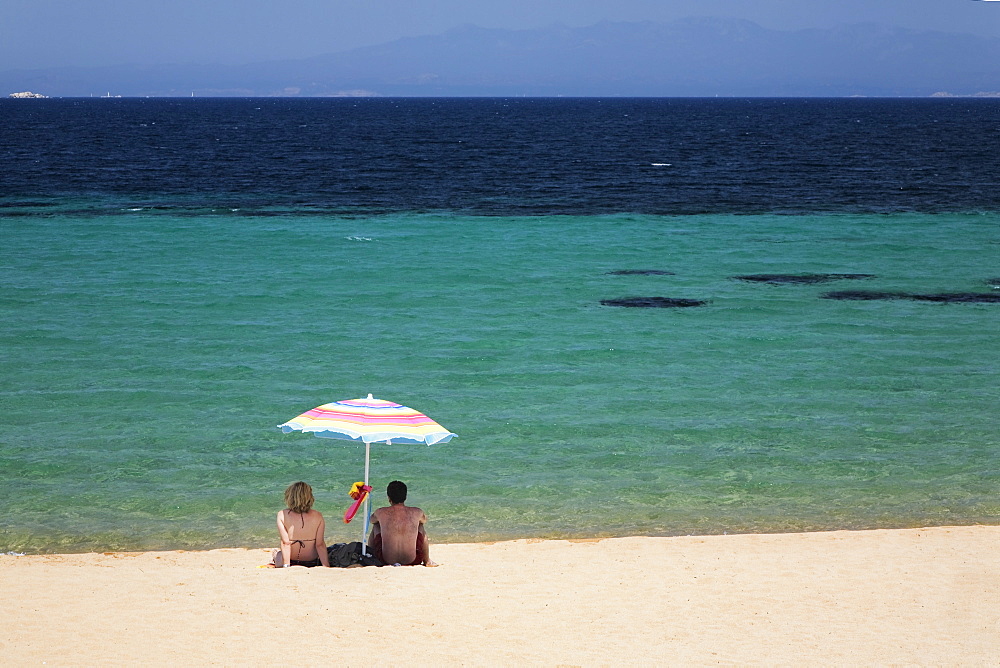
[278,394,457,446]
[277,394,456,549]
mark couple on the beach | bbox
[270,480,437,568]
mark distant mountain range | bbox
[5,18,1000,97]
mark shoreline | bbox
[9,518,999,556]
[3,524,997,665]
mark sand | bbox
[2,525,997,666]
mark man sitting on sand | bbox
[369,480,437,567]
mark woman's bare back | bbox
[278,508,325,562]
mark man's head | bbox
[387,480,407,505]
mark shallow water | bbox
[2,205,998,552]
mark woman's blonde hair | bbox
[284,481,315,514]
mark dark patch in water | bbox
[910,293,1000,303]
[605,270,676,276]
[733,273,876,285]
[820,290,910,301]
[601,297,709,308]
[822,291,1000,303]
[985,278,1000,287]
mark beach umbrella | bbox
[277,394,456,552]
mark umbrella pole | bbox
[361,441,371,554]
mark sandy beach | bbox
[2,525,997,666]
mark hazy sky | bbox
[2,0,998,71]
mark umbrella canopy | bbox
[277,394,456,551]
[278,394,457,446]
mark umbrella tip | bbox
[367,393,374,399]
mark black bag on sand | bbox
[327,542,383,567]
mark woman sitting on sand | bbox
[271,481,330,568]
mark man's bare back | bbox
[369,480,437,566]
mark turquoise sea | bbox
[2,203,998,553]
[2,98,999,553]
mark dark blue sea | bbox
[1,98,998,553]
